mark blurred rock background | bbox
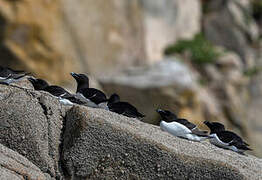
[0,0,262,157]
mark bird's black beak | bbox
[203,121,212,128]
[156,109,166,117]
[70,72,79,79]
[156,109,164,113]
[28,77,36,83]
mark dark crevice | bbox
[1,80,70,178]
[58,108,71,179]
[37,97,48,117]
[36,96,59,179]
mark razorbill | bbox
[28,77,84,106]
[204,121,251,154]
[0,66,30,84]
[106,93,145,119]
[70,72,107,107]
[157,109,209,141]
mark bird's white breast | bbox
[160,121,191,137]
[59,98,74,106]
[160,121,207,141]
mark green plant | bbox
[164,33,220,64]
[198,78,208,86]
[244,67,261,77]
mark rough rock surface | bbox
[0,83,66,179]
[62,105,262,179]
[247,42,262,157]
[139,0,201,62]
[0,0,76,83]
[203,0,259,66]
[0,143,49,180]
[0,0,201,82]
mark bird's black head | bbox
[204,121,225,134]
[70,72,89,92]
[156,109,178,122]
[28,77,49,90]
[108,93,120,104]
[0,66,4,71]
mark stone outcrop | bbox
[0,143,49,180]
[0,81,261,179]
[0,83,65,179]
[62,105,262,179]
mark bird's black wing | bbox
[11,73,30,80]
[224,131,251,150]
[80,88,107,104]
[43,86,71,97]
[6,67,27,74]
[108,102,145,118]
[216,131,235,143]
[64,96,86,105]
[216,131,251,150]
[3,67,30,78]
[176,118,196,130]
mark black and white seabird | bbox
[28,77,49,90]
[70,72,107,108]
[106,93,145,119]
[0,66,30,84]
[28,77,84,106]
[204,121,251,154]
[157,109,209,141]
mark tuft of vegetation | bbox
[164,33,221,65]
[198,78,208,86]
[243,67,261,77]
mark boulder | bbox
[0,143,49,180]
[62,105,262,179]
[0,82,66,179]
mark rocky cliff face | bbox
[0,81,262,179]
[0,0,200,81]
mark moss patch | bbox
[243,67,261,77]
[164,33,220,65]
